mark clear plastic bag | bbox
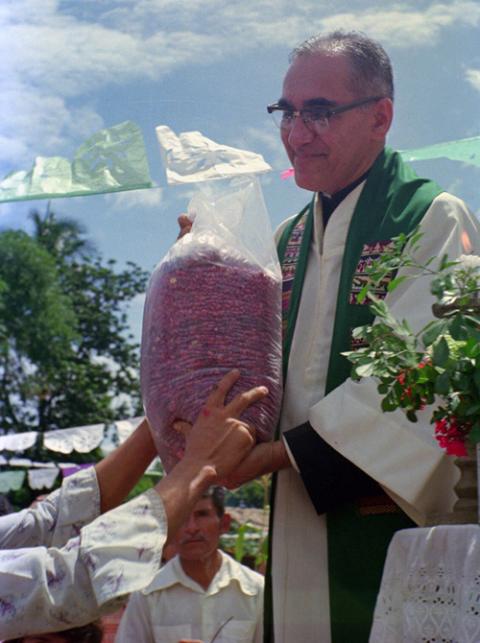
[140,176,283,471]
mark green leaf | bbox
[439,254,458,271]
[449,314,467,340]
[432,337,450,366]
[356,283,370,304]
[422,321,446,347]
[406,409,418,422]
[464,337,480,358]
[381,397,397,412]
[468,423,480,445]
[234,523,246,562]
[355,362,375,378]
[466,402,480,416]
[387,275,408,292]
[434,371,451,395]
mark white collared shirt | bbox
[115,550,264,643]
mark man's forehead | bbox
[281,52,353,104]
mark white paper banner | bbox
[8,457,32,467]
[28,467,59,490]
[43,424,105,454]
[156,125,272,184]
[0,470,26,492]
[0,432,37,452]
[114,417,143,444]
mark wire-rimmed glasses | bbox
[267,96,385,134]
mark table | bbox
[370,525,480,642]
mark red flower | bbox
[417,358,431,369]
[434,417,469,456]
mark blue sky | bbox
[1,0,480,341]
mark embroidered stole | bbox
[266,147,443,643]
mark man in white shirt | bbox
[116,486,264,643]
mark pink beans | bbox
[141,251,282,472]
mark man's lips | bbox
[294,152,328,160]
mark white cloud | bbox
[106,187,163,210]
[465,69,480,92]
[320,2,480,46]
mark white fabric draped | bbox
[370,525,480,642]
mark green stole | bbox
[267,147,443,642]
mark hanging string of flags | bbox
[0,417,148,493]
[1,123,478,204]
[0,122,152,203]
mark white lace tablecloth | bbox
[370,525,480,642]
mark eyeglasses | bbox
[267,96,385,134]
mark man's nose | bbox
[287,115,316,147]
[184,516,199,533]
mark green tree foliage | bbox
[0,207,149,435]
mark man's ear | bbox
[371,97,393,140]
[220,512,232,534]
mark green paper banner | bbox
[401,136,480,168]
[0,470,26,492]
[0,121,152,203]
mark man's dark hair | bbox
[290,31,394,101]
[201,485,225,518]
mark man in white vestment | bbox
[207,31,480,643]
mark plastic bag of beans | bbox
[141,176,282,471]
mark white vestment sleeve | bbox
[0,467,101,550]
[0,488,166,639]
[308,193,480,525]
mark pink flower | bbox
[280,168,294,180]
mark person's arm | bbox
[95,418,157,513]
[0,370,266,639]
[0,419,157,552]
[219,439,291,489]
[0,466,100,551]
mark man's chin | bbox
[293,171,323,192]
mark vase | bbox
[427,444,479,525]
[450,444,479,524]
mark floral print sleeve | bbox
[0,488,166,639]
[0,467,101,550]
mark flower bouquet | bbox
[344,230,480,523]
[343,229,480,458]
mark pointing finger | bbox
[227,385,269,417]
[206,369,241,407]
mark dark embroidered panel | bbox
[349,240,395,305]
